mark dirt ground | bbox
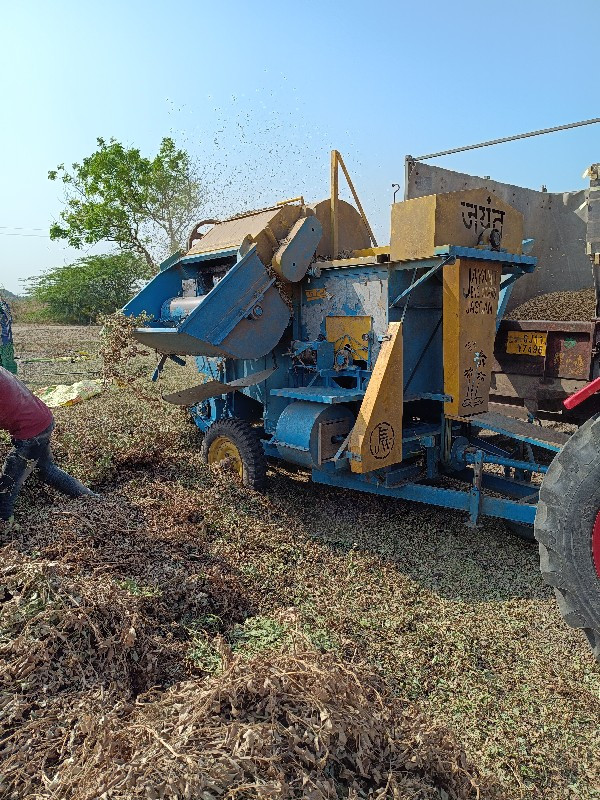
[2,324,600,799]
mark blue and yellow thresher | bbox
[124,152,600,661]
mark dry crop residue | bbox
[1,323,599,799]
[0,505,489,799]
[0,323,492,800]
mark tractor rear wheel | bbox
[201,418,266,490]
[535,415,600,661]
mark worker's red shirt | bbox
[0,367,53,439]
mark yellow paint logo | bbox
[305,287,328,301]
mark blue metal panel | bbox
[300,265,389,362]
[275,217,323,282]
[274,401,354,468]
[123,266,189,321]
[270,386,365,404]
[434,245,537,268]
[388,262,444,397]
[159,251,184,272]
[390,255,454,307]
[179,246,288,353]
[465,416,564,452]
[125,243,291,359]
[496,271,524,331]
[312,470,536,524]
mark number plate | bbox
[506,331,547,356]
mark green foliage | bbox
[187,637,224,674]
[26,253,152,324]
[0,288,20,302]
[229,615,290,656]
[183,613,223,635]
[115,578,162,598]
[10,297,47,323]
[49,137,203,269]
[187,615,294,673]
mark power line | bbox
[0,231,50,238]
[0,225,46,231]
[412,117,600,161]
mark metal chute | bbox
[123,203,323,360]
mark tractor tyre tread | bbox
[200,418,267,490]
[535,414,600,661]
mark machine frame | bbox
[189,244,551,528]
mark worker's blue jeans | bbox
[0,422,93,520]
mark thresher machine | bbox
[124,153,600,662]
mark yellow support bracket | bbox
[348,322,403,473]
[330,149,378,259]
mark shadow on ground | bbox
[266,465,547,605]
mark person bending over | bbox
[0,366,94,523]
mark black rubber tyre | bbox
[505,520,536,543]
[535,415,600,661]
[200,417,267,490]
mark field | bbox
[2,324,600,799]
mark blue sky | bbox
[1,0,599,294]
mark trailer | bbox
[406,159,600,419]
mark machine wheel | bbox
[200,418,266,490]
[535,415,600,661]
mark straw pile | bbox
[0,544,490,799]
[41,652,489,800]
[0,489,494,800]
[2,319,561,799]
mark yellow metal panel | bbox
[348,322,403,473]
[187,207,280,255]
[506,331,547,356]
[390,189,524,261]
[326,315,371,362]
[308,199,371,259]
[331,150,339,260]
[390,194,436,262]
[443,258,502,416]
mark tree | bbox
[49,137,203,270]
[26,253,153,324]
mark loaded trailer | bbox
[493,316,600,418]
[406,159,600,419]
[124,153,600,662]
